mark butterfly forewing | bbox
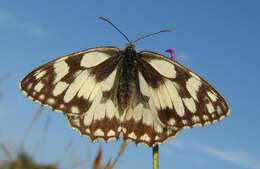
[20,47,123,141]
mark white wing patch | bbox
[34,81,44,92]
[147,59,176,79]
[53,82,69,96]
[138,71,150,97]
[63,70,89,103]
[102,68,117,92]
[207,91,218,102]
[186,76,202,101]
[183,98,196,113]
[80,52,110,68]
[164,79,185,117]
[77,75,96,99]
[53,61,69,84]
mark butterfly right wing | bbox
[121,51,229,146]
[20,47,123,141]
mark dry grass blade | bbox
[110,141,127,168]
[92,146,103,169]
[91,142,127,169]
[22,107,44,140]
[0,144,12,161]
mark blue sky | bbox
[0,0,259,169]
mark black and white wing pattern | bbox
[20,47,122,141]
[121,51,229,146]
[20,46,229,147]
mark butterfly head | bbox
[126,42,135,50]
[123,42,137,58]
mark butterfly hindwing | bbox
[20,47,122,141]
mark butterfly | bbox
[20,17,229,147]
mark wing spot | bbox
[207,91,218,102]
[186,77,201,101]
[206,102,215,114]
[166,130,172,136]
[71,106,80,114]
[32,92,36,96]
[86,128,91,134]
[148,59,176,78]
[155,135,160,141]
[53,61,69,84]
[105,100,115,119]
[81,52,110,68]
[102,68,117,92]
[164,79,185,117]
[168,118,176,126]
[182,120,188,125]
[203,115,209,121]
[53,82,69,96]
[47,98,55,105]
[128,132,137,139]
[59,104,65,109]
[39,94,45,100]
[183,98,196,113]
[117,126,122,132]
[212,119,218,123]
[140,134,151,142]
[71,119,80,127]
[35,70,47,79]
[107,130,116,137]
[193,123,202,127]
[154,123,163,133]
[34,81,44,92]
[22,90,28,96]
[205,121,211,125]
[216,106,223,115]
[26,83,33,90]
[219,115,226,120]
[192,116,200,123]
[138,71,150,97]
[94,129,104,137]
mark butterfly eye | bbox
[165,48,176,60]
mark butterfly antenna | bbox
[133,29,171,43]
[99,17,131,43]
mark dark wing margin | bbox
[20,47,123,141]
[120,51,229,146]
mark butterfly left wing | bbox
[121,51,229,146]
[20,47,122,141]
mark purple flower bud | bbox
[165,49,176,60]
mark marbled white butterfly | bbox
[20,17,229,147]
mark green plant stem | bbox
[153,145,159,169]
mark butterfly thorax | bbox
[117,45,138,112]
